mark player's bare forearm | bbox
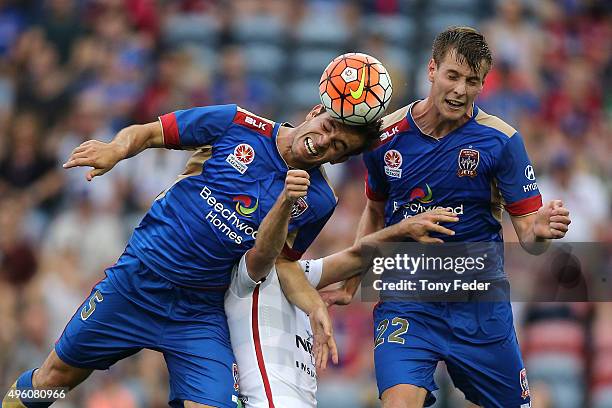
[511,213,550,254]
[511,200,571,255]
[63,122,163,181]
[246,170,310,281]
[276,256,339,369]
[111,122,165,159]
[245,196,293,282]
[276,256,326,314]
[318,208,459,289]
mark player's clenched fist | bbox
[534,200,571,239]
[63,140,125,181]
[397,208,459,243]
[283,169,310,203]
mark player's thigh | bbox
[446,329,531,408]
[34,350,93,389]
[55,277,158,370]
[373,306,444,406]
[381,384,428,408]
[163,295,238,408]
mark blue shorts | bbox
[373,301,531,408]
[55,247,239,408]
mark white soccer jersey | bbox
[225,255,323,408]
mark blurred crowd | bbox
[0,0,610,407]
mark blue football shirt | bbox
[364,102,543,280]
[124,104,336,288]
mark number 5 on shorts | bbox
[375,317,409,348]
[81,290,104,321]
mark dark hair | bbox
[343,119,384,155]
[432,26,493,76]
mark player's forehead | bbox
[312,111,366,149]
[439,49,486,79]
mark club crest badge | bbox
[520,368,530,399]
[457,148,479,178]
[233,363,240,392]
[384,149,403,178]
[226,144,255,174]
[291,197,308,218]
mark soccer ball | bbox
[319,52,393,125]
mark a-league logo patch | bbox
[226,144,255,174]
[291,197,308,218]
[520,368,530,399]
[457,148,480,178]
[384,149,402,178]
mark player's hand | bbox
[398,208,459,243]
[319,288,353,307]
[534,200,571,239]
[308,305,338,370]
[63,140,125,181]
[283,169,310,203]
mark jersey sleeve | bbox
[158,104,237,149]
[281,207,334,261]
[229,252,260,298]
[363,151,389,201]
[298,259,323,288]
[495,132,542,216]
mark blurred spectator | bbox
[0,111,64,212]
[538,153,610,241]
[40,0,83,64]
[42,192,126,279]
[484,0,543,90]
[478,61,539,128]
[0,195,38,286]
[211,46,275,116]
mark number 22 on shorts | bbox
[80,290,104,321]
[375,317,409,348]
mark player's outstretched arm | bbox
[511,200,571,255]
[317,208,459,290]
[319,198,386,306]
[245,170,310,282]
[63,122,164,181]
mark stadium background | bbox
[0,0,610,406]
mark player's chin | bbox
[441,105,467,120]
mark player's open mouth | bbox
[445,99,465,109]
[305,137,319,157]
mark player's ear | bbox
[306,104,325,121]
[427,58,436,82]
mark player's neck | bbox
[412,97,472,139]
[276,126,297,168]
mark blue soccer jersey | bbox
[122,104,337,289]
[364,102,542,280]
